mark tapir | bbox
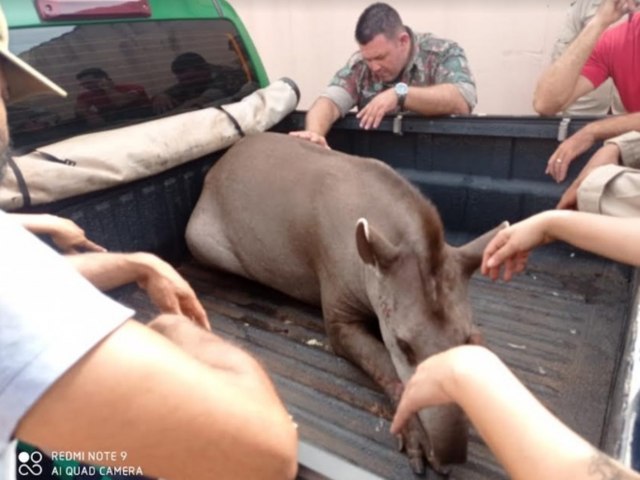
[186,131,505,475]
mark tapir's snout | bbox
[421,404,469,467]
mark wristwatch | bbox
[394,82,409,110]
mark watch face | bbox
[395,82,408,95]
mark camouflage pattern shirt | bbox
[323,28,477,116]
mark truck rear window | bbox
[7,19,259,151]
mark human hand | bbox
[135,253,210,330]
[49,217,106,253]
[545,129,596,183]
[481,213,558,281]
[14,214,106,253]
[556,143,621,209]
[356,88,399,130]
[594,0,638,27]
[152,93,177,114]
[289,130,330,149]
[391,346,492,436]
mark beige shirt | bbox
[578,131,640,215]
[605,131,640,168]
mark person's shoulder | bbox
[344,50,366,70]
[414,32,463,54]
[333,50,368,78]
[598,14,639,45]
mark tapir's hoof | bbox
[409,456,425,475]
[401,415,454,477]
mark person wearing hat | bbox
[0,6,298,480]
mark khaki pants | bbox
[578,164,640,217]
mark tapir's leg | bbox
[327,320,401,396]
[185,197,247,277]
[324,308,442,476]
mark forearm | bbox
[17,320,298,480]
[534,18,608,115]
[305,97,340,136]
[66,251,156,291]
[447,348,636,480]
[581,113,640,142]
[12,213,63,235]
[405,84,470,115]
[542,210,640,266]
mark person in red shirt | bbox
[74,67,151,127]
[534,0,639,117]
[532,0,640,212]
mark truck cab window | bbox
[7,20,259,151]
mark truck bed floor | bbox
[118,240,630,480]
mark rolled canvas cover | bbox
[0,78,299,210]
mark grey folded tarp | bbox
[0,78,299,210]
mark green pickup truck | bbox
[4,1,640,479]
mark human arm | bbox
[10,213,106,253]
[65,251,209,329]
[533,0,635,116]
[546,112,640,182]
[289,96,340,148]
[356,83,471,131]
[358,38,475,129]
[391,345,640,480]
[5,212,294,479]
[557,130,640,208]
[481,210,640,281]
[556,142,621,209]
[151,92,178,114]
[16,319,298,480]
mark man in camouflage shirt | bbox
[291,2,476,148]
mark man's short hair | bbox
[76,67,110,81]
[355,3,404,45]
[171,52,209,74]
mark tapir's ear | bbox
[456,221,509,276]
[355,218,399,269]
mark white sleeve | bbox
[0,211,133,455]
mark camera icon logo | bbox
[17,450,43,477]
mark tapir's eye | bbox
[396,338,417,366]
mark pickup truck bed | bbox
[116,238,630,480]
[26,113,636,479]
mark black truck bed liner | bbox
[118,241,631,480]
